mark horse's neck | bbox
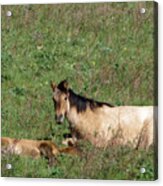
[66,107,80,127]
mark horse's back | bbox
[118,106,154,123]
[102,105,154,125]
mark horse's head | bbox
[51,80,70,124]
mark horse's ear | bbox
[63,80,69,90]
[50,81,56,91]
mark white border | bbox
[1,0,162,186]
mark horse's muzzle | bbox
[55,114,64,124]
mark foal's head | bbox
[51,80,70,124]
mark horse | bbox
[51,80,156,149]
[1,137,79,166]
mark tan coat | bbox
[67,106,156,149]
[1,137,79,159]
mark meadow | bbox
[1,2,157,180]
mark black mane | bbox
[68,89,114,113]
[57,80,114,113]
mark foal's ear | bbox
[50,81,56,91]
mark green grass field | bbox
[1,2,157,180]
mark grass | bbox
[1,2,157,180]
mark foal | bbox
[51,80,155,149]
[1,137,79,166]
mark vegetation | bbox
[1,2,157,180]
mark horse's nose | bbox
[55,114,64,124]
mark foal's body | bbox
[51,80,155,149]
[1,137,79,158]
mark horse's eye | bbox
[64,97,67,101]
